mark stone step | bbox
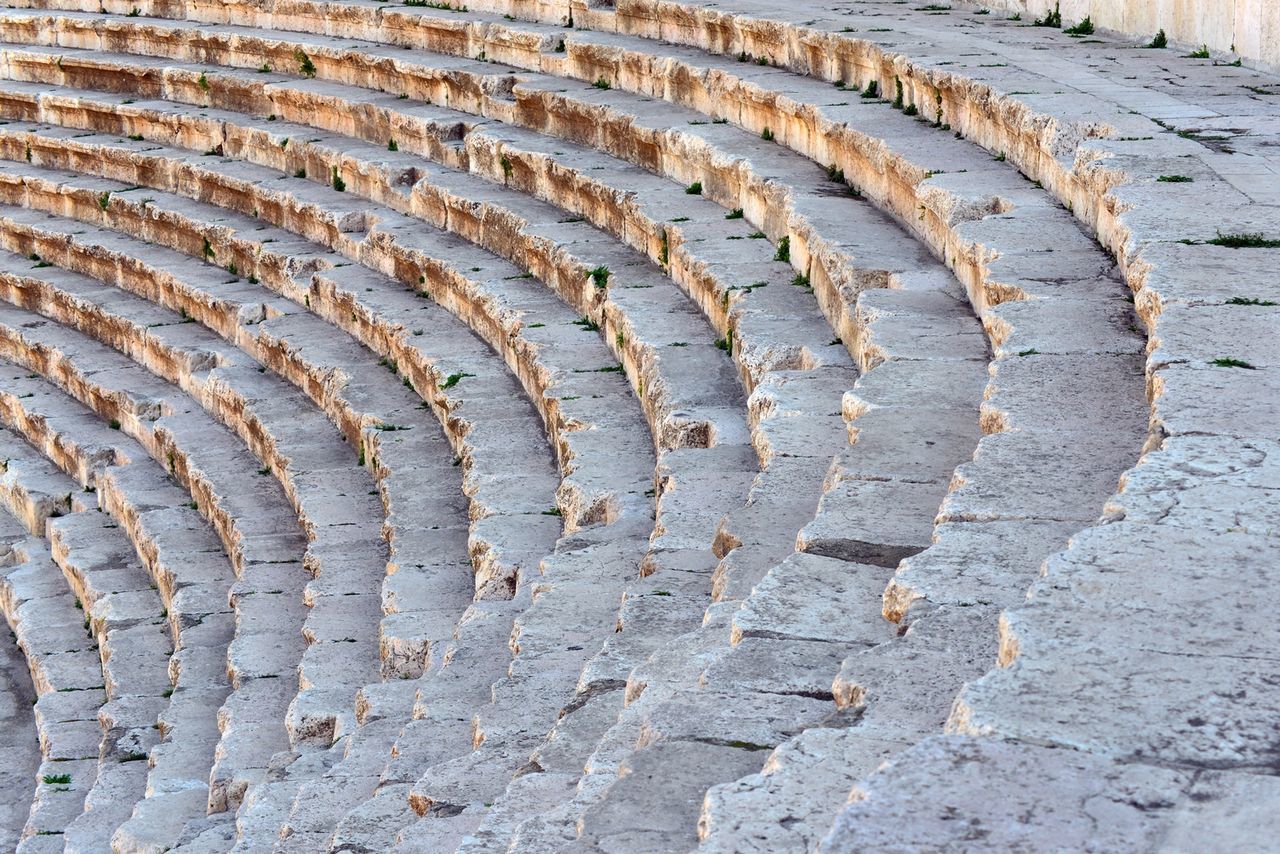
[693,308,1143,846]
[0,15,999,359]
[0,9,1137,368]
[0,48,849,397]
[47,512,170,853]
[0,76,748,465]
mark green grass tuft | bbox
[1208,231,1280,248]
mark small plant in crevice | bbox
[258,63,271,73]
[295,47,317,77]
[760,127,773,141]
[774,235,790,263]
[43,774,72,786]
[861,79,879,99]
[685,181,703,195]
[592,77,611,90]
[1147,29,1168,49]
[714,328,733,351]
[1188,45,1211,59]
[893,77,905,109]
[573,315,600,332]
[727,739,772,751]
[1210,357,1256,369]
[791,272,811,289]
[388,138,398,151]
[659,229,669,268]
[903,103,919,117]
[725,208,744,220]
[826,163,845,184]
[201,236,214,259]
[1063,16,1094,36]
[294,167,306,179]
[589,265,610,289]
[1226,296,1278,306]
[1032,2,1061,27]
[1156,174,1193,183]
[1018,348,1040,357]
[331,166,345,192]
[197,72,210,91]
[500,155,513,180]
[441,371,473,390]
[1208,231,1280,248]
[96,191,111,210]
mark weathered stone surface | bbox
[825,736,1195,852]
[0,1,1268,849]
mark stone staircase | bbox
[0,0,1271,850]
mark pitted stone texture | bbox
[824,736,1197,852]
[953,522,1280,771]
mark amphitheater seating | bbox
[0,0,1271,849]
